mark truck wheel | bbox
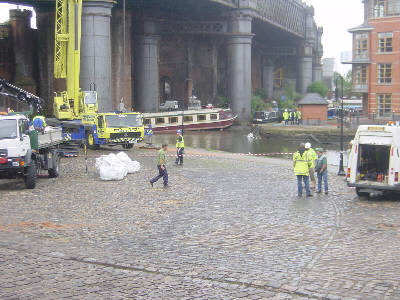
[122,144,133,149]
[48,153,60,178]
[86,132,100,150]
[24,160,37,189]
[356,188,369,198]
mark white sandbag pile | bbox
[95,152,140,181]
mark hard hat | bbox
[350,140,354,145]
[305,142,311,149]
[177,129,182,134]
[285,109,288,112]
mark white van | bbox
[347,125,400,197]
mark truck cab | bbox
[347,125,400,197]
[0,114,62,189]
[83,112,144,149]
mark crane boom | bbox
[53,0,86,120]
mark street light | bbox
[335,75,346,176]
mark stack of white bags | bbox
[95,152,140,181]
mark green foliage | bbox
[254,88,267,100]
[307,81,329,97]
[334,71,356,98]
[217,96,230,108]
[276,83,299,110]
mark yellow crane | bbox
[50,0,144,149]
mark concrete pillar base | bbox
[298,56,313,94]
[135,34,160,112]
[263,58,274,99]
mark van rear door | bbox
[355,132,393,185]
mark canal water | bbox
[150,126,349,166]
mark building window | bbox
[378,94,392,117]
[210,114,218,120]
[377,63,392,84]
[354,65,368,85]
[198,114,206,121]
[354,33,369,59]
[155,117,165,124]
[373,0,400,17]
[184,115,193,123]
[168,117,178,124]
[378,32,393,53]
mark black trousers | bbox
[176,148,184,165]
[150,165,168,186]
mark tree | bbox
[307,81,329,97]
[334,71,355,98]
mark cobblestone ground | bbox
[1,146,400,299]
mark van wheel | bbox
[24,160,37,189]
[48,153,60,178]
[356,188,369,198]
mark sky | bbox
[0,1,364,74]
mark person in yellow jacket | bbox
[305,142,317,189]
[32,115,47,132]
[293,143,313,197]
[297,110,302,125]
[175,129,185,165]
[283,110,289,126]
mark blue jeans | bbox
[297,175,311,196]
[317,170,328,192]
[151,165,168,186]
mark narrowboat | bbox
[252,111,282,124]
[143,109,236,133]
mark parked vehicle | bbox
[160,100,179,111]
[203,104,214,109]
[253,111,281,124]
[0,114,62,189]
[347,125,400,197]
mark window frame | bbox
[378,32,393,53]
[184,115,194,123]
[354,33,369,59]
[377,63,392,84]
[377,94,392,117]
[168,117,178,124]
[155,117,165,125]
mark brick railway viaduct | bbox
[0,0,323,121]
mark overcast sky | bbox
[0,1,364,73]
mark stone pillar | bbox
[111,8,132,111]
[312,65,323,82]
[227,9,253,123]
[9,9,37,93]
[263,58,274,99]
[81,0,113,112]
[298,55,313,94]
[135,20,160,112]
[36,6,56,114]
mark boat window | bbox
[184,116,194,123]
[144,119,151,125]
[198,114,207,121]
[210,114,218,120]
[156,117,165,124]
[169,117,178,124]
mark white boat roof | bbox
[143,108,228,117]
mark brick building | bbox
[297,93,328,125]
[346,0,400,119]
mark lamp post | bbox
[335,75,346,176]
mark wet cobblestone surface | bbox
[1,147,400,299]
